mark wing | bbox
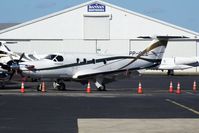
[72,68,140,81]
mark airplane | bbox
[0,41,44,64]
[157,57,199,75]
[0,36,186,91]
[0,41,45,84]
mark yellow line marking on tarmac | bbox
[165,99,199,115]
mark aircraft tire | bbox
[97,84,106,91]
[167,70,174,76]
[102,84,106,91]
[37,84,42,91]
[57,82,66,91]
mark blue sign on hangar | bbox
[87,3,106,12]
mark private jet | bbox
[158,57,199,75]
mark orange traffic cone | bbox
[86,81,91,93]
[137,81,143,94]
[20,81,25,93]
[193,80,197,93]
[169,81,173,93]
[41,81,46,92]
[176,82,181,94]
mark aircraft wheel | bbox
[167,70,174,76]
[57,82,66,91]
[97,84,106,91]
[102,84,106,91]
[0,84,5,89]
[0,82,5,88]
[37,84,42,91]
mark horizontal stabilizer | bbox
[138,36,188,40]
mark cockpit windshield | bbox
[45,54,57,60]
[44,54,64,62]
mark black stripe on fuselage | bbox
[24,56,161,71]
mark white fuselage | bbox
[17,38,167,81]
[158,57,199,70]
[19,53,160,80]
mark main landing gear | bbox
[95,81,106,91]
[53,81,66,91]
[52,80,107,91]
[167,70,174,76]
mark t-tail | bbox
[137,36,188,61]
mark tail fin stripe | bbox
[119,40,168,69]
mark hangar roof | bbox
[0,23,19,31]
[0,0,198,37]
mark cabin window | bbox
[76,58,80,63]
[56,56,64,62]
[83,58,87,63]
[92,59,96,64]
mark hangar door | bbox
[84,15,110,40]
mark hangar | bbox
[0,0,199,73]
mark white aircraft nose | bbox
[10,64,20,70]
[25,65,35,70]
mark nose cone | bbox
[10,63,20,70]
[18,61,36,74]
[20,65,37,77]
[25,64,35,70]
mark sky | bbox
[0,0,198,32]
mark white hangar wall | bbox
[0,1,197,39]
[1,0,199,73]
[7,40,97,54]
[7,39,130,55]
